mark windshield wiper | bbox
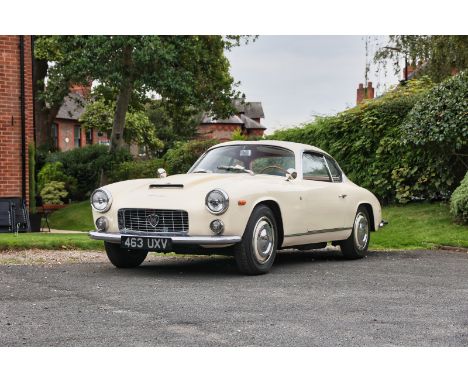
[192,169,211,173]
[217,165,254,175]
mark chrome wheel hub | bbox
[252,217,275,264]
[354,212,369,251]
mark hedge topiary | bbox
[450,172,468,224]
[40,181,68,205]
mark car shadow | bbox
[102,248,380,277]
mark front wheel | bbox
[340,206,370,259]
[104,242,148,268]
[234,205,278,275]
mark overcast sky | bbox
[226,35,400,133]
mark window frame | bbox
[301,151,333,183]
[323,155,343,183]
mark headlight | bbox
[205,189,229,215]
[91,188,112,212]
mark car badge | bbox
[147,213,160,227]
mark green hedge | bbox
[164,139,219,175]
[108,158,166,183]
[271,75,467,204]
[46,145,132,200]
[450,172,468,224]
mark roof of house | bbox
[233,99,264,119]
[239,114,267,130]
[200,115,243,125]
[56,92,86,120]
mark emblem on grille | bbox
[146,213,160,227]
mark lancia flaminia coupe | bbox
[89,140,383,275]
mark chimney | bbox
[70,82,92,97]
[356,82,375,105]
[356,83,365,104]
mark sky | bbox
[226,35,401,133]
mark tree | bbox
[36,35,249,153]
[374,35,468,82]
[79,98,164,156]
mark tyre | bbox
[340,206,370,259]
[234,205,278,275]
[104,242,148,268]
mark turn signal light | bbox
[238,199,247,206]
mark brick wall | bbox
[197,124,241,142]
[0,36,34,206]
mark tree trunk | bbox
[110,45,134,153]
[33,57,63,148]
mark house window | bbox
[51,123,58,149]
[86,128,93,145]
[74,125,81,148]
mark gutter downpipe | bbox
[19,36,27,203]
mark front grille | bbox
[118,209,189,234]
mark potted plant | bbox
[40,181,68,211]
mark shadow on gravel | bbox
[98,249,385,277]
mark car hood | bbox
[103,173,283,208]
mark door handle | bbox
[338,194,347,198]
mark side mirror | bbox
[157,168,167,178]
[285,168,297,181]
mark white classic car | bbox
[90,140,383,275]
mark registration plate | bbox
[121,236,172,251]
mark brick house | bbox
[196,100,267,141]
[38,84,111,151]
[0,36,34,207]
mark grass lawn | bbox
[0,233,103,250]
[0,201,466,251]
[371,202,468,250]
[48,201,94,232]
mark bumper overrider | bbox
[89,231,242,245]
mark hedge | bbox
[270,74,467,204]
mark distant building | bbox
[41,84,110,151]
[196,100,267,142]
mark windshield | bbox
[189,145,295,177]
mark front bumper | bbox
[89,231,242,245]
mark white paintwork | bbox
[91,140,382,248]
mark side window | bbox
[302,153,331,182]
[325,157,342,182]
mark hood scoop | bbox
[149,183,184,189]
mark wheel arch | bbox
[253,199,284,248]
[359,203,376,231]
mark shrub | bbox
[450,172,468,224]
[270,77,434,203]
[37,162,77,198]
[108,158,166,183]
[164,139,219,175]
[40,181,68,205]
[47,145,132,200]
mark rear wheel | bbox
[340,206,370,259]
[234,205,278,275]
[104,242,148,268]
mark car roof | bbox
[212,140,327,155]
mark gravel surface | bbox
[0,248,467,346]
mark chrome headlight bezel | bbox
[90,188,112,213]
[205,189,229,215]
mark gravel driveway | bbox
[0,249,467,346]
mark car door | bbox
[301,152,346,233]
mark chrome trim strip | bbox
[89,231,242,245]
[285,227,352,238]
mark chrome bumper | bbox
[89,231,242,245]
[379,220,388,228]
